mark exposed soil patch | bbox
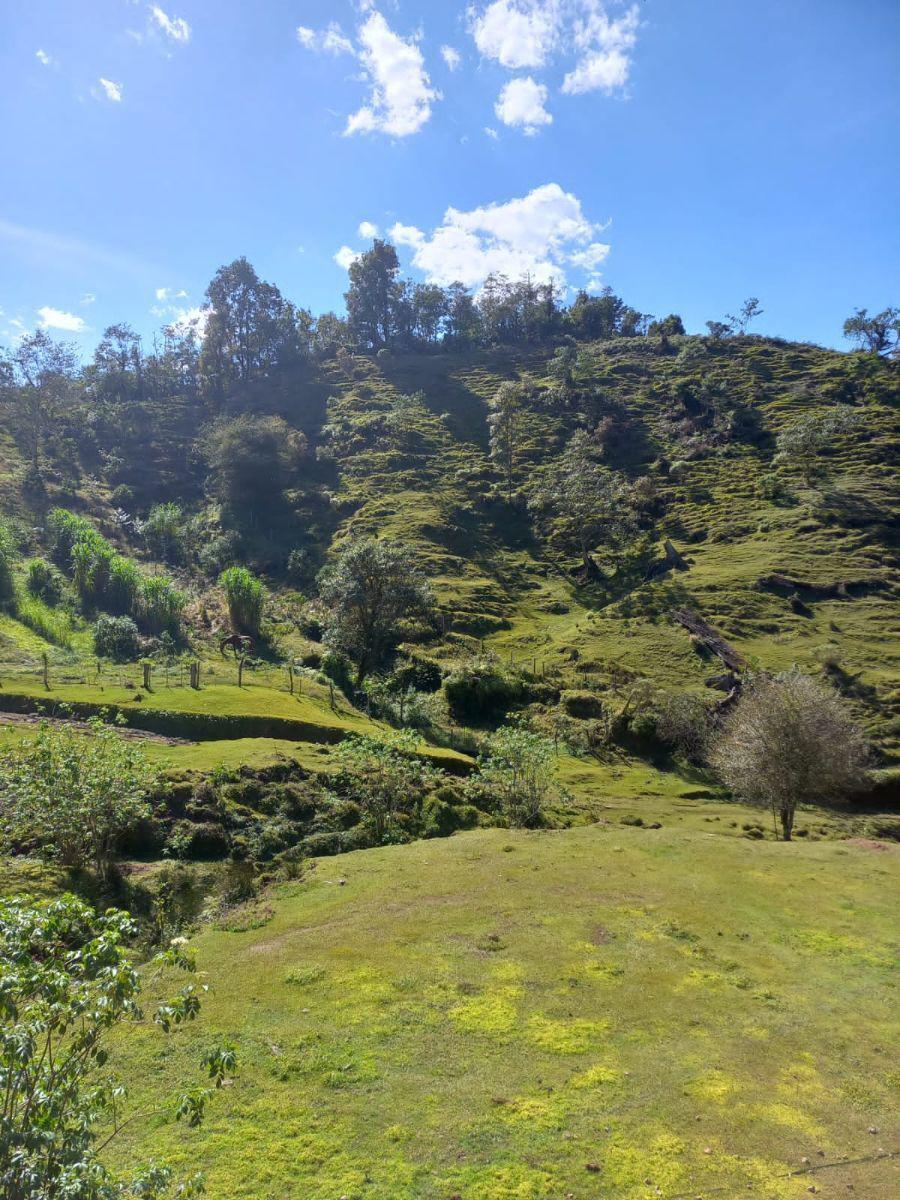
[0,711,194,746]
[845,838,895,852]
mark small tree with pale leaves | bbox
[708,670,869,840]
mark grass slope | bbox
[111,825,899,1200]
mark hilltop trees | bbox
[318,539,433,686]
[345,240,404,350]
[709,670,869,840]
[0,330,78,470]
[202,257,303,397]
[842,306,900,356]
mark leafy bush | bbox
[24,557,64,605]
[106,554,141,615]
[198,531,239,577]
[444,660,526,723]
[320,650,354,694]
[220,566,265,635]
[144,502,186,563]
[468,727,561,827]
[93,613,141,661]
[138,575,185,635]
[330,732,439,843]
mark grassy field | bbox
[107,824,899,1200]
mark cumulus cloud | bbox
[37,306,87,333]
[469,1,639,97]
[150,5,191,44]
[388,182,610,290]
[358,221,379,239]
[98,77,123,102]
[441,45,461,70]
[35,49,54,66]
[484,125,499,139]
[562,3,638,93]
[80,293,96,305]
[469,0,558,69]
[154,286,188,302]
[494,76,551,133]
[334,245,361,270]
[298,10,439,137]
[345,12,440,137]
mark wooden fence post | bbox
[142,661,152,690]
[329,681,335,710]
[237,656,244,688]
[288,663,294,695]
[41,653,50,691]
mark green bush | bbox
[143,502,186,563]
[107,555,141,615]
[17,595,73,648]
[138,575,185,635]
[220,566,265,635]
[444,661,526,723]
[24,558,64,605]
[321,650,354,694]
[93,614,141,661]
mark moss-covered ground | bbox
[107,824,898,1200]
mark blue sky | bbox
[1,0,898,353]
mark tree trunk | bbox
[780,804,795,841]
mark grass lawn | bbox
[108,824,899,1200]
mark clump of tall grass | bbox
[15,593,73,648]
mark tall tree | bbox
[531,430,637,575]
[201,257,301,397]
[487,381,526,499]
[0,330,78,469]
[318,539,433,685]
[344,240,403,350]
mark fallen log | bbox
[672,608,746,672]
[756,572,887,599]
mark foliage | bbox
[16,594,73,648]
[774,406,863,482]
[0,717,159,882]
[0,329,78,468]
[444,659,526,723]
[317,539,433,685]
[203,414,307,522]
[0,893,236,1199]
[709,670,870,840]
[530,430,637,571]
[0,517,17,608]
[487,381,525,498]
[25,557,65,605]
[93,614,141,662]
[842,306,900,356]
[330,732,439,843]
[219,566,265,635]
[138,576,185,636]
[470,727,560,827]
[143,503,186,563]
[654,690,710,762]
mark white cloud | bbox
[168,305,209,340]
[484,125,499,139]
[345,12,440,137]
[37,306,87,333]
[98,77,123,102]
[358,220,379,239]
[35,49,54,66]
[297,22,354,55]
[562,3,638,93]
[468,2,639,99]
[494,76,551,134]
[80,292,96,305]
[150,5,191,44]
[441,45,461,70]
[387,183,610,290]
[469,0,558,69]
[334,245,361,270]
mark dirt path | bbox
[0,711,194,746]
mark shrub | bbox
[198,532,239,577]
[709,669,870,840]
[561,690,605,719]
[93,613,141,661]
[220,565,265,635]
[321,650,354,694]
[109,483,134,507]
[444,660,526,723]
[389,655,442,694]
[143,502,186,563]
[655,691,710,762]
[24,557,64,605]
[469,727,560,828]
[106,554,141,615]
[138,575,185,635]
